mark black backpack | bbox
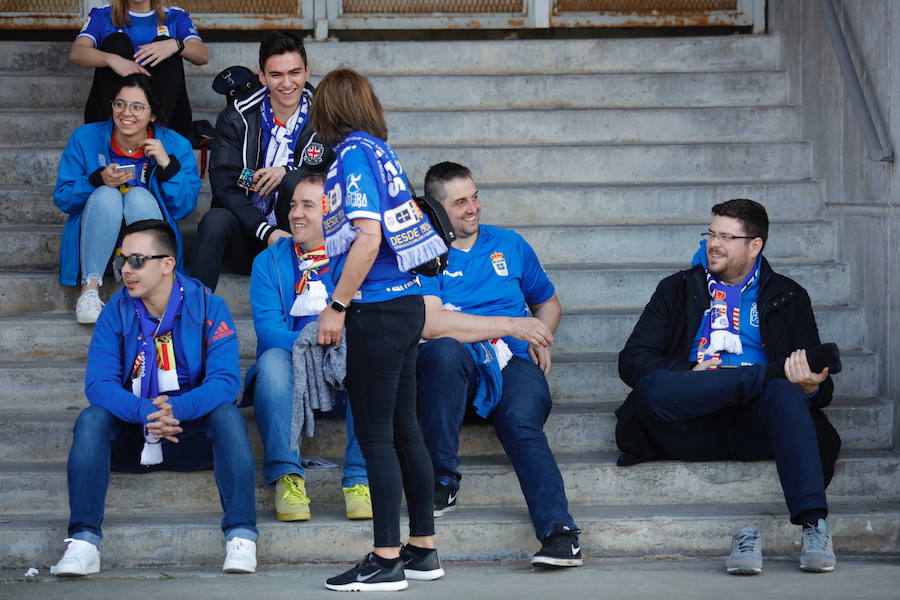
[409,191,456,277]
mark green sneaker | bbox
[343,484,373,520]
[275,474,311,521]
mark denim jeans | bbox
[80,185,162,285]
[253,347,367,488]
[416,337,576,541]
[632,366,829,524]
[67,403,258,547]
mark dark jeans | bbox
[84,32,193,140]
[67,403,258,547]
[345,295,434,548]
[632,365,829,524]
[190,207,265,291]
[417,337,576,541]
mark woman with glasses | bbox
[55,73,200,324]
[310,68,446,592]
[69,0,208,140]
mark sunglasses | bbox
[113,254,170,271]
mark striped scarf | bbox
[290,243,330,319]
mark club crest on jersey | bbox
[303,141,325,165]
[156,25,170,37]
[490,252,508,276]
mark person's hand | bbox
[100,163,132,187]
[146,395,181,443]
[134,39,180,67]
[317,306,345,346]
[142,138,170,169]
[252,166,287,196]
[508,317,553,347]
[692,358,722,371]
[528,343,552,375]
[106,53,150,76]
[266,229,292,246]
[785,348,829,395]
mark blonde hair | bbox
[309,68,388,146]
[111,0,166,28]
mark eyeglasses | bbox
[701,231,757,243]
[110,99,150,116]
[113,254,170,271]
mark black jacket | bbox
[208,83,333,244]
[615,257,841,476]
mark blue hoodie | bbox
[85,274,241,424]
[54,120,200,287]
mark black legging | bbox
[84,32,193,140]
[345,294,435,547]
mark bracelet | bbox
[175,38,185,55]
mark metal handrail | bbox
[819,0,894,162]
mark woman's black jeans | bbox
[345,294,435,547]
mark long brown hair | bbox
[111,0,166,28]
[309,68,388,146]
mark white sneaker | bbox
[53,538,100,577]
[75,290,104,324]
[223,537,257,573]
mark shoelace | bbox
[348,484,371,504]
[281,476,310,504]
[228,538,253,554]
[733,530,760,553]
[802,524,831,552]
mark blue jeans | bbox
[67,404,258,547]
[253,347,367,488]
[80,185,162,285]
[416,337,576,541]
[632,366,828,524]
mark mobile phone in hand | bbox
[114,164,136,178]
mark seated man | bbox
[244,172,371,521]
[616,198,843,575]
[192,30,332,291]
[54,219,257,577]
[416,162,582,568]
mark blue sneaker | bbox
[800,519,835,573]
[726,526,762,575]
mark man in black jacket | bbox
[191,31,332,291]
[616,199,842,575]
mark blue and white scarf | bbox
[254,89,311,224]
[323,131,447,272]
[130,273,184,465]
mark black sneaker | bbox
[400,545,445,581]
[325,553,407,592]
[433,482,458,517]
[531,525,584,568]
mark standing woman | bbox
[55,74,200,324]
[69,0,208,140]
[311,68,447,592]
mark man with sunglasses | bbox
[615,199,843,575]
[54,219,258,577]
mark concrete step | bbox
[0,261,851,317]
[0,393,889,466]
[0,37,782,77]
[0,302,867,363]
[0,142,813,188]
[0,106,803,147]
[1,449,898,518]
[0,219,834,271]
[0,71,791,112]
[0,180,825,229]
[2,501,897,570]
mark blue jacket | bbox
[54,120,200,287]
[242,237,334,404]
[85,274,241,424]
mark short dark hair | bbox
[711,198,769,249]
[111,73,165,125]
[122,219,177,258]
[259,31,308,71]
[309,68,387,146]
[424,162,472,203]
[280,170,325,198]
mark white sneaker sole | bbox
[54,563,100,577]
[800,562,835,573]
[531,556,584,567]
[325,580,409,592]
[727,566,762,575]
[404,567,445,581]
[223,562,256,574]
[433,505,456,518]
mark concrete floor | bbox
[2,557,899,600]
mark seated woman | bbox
[55,73,200,324]
[69,0,208,140]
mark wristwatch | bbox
[175,38,185,55]
[328,297,348,313]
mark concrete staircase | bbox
[0,34,898,569]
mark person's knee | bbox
[196,208,237,244]
[73,405,114,440]
[254,348,292,397]
[207,402,249,441]
[418,337,468,372]
[99,32,134,57]
[85,186,123,218]
[632,371,668,421]
[762,378,810,412]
